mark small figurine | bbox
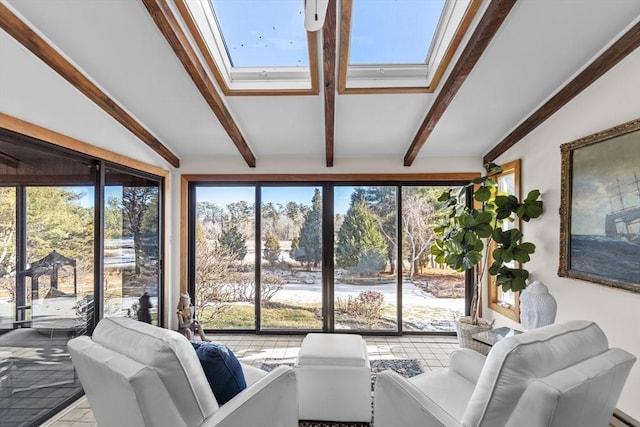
[137,292,152,324]
[177,292,209,341]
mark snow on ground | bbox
[272,278,462,311]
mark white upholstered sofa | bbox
[374,320,636,427]
[67,317,298,427]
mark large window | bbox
[25,185,94,332]
[0,187,17,329]
[189,179,467,334]
[194,186,256,329]
[334,186,398,332]
[261,186,323,331]
[103,167,162,325]
[0,127,164,426]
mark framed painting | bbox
[559,118,640,293]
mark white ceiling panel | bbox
[2,0,638,168]
[5,0,238,158]
[0,30,165,166]
[226,95,325,157]
[421,0,640,158]
[335,93,433,157]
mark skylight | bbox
[350,0,446,65]
[340,0,480,92]
[178,0,318,93]
[211,0,309,68]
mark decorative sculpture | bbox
[520,281,557,330]
[177,292,209,341]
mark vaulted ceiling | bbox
[1,0,639,169]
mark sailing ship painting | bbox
[567,125,640,288]
[604,175,640,243]
[571,174,640,285]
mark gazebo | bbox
[23,250,77,298]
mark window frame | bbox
[487,159,521,322]
[182,173,478,335]
[0,116,168,330]
[175,0,320,95]
[338,0,482,93]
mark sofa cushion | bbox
[91,317,218,426]
[191,341,247,405]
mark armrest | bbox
[201,365,297,427]
[449,348,486,385]
[374,370,463,427]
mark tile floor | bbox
[41,333,459,427]
[0,329,82,427]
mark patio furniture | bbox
[374,320,636,427]
[295,333,371,422]
[67,317,298,427]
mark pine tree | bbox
[263,231,280,265]
[218,226,248,262]
[363,186,397,274]
[297,189,322,270]
[335,199,387,273]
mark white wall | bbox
[485,48,640,418]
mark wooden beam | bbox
[337,0,352,94]
[323,0,337,167]
[0,3,180,168]
[483,20,640,164]
[404,0,517,166]
[141,0,256,167]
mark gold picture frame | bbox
[559,118,640,293]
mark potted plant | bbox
[430,163,543,351]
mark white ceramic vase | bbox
[520,281,557,330]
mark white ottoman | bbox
[295,333,371,422]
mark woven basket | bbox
[455,317,493,355]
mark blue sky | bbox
[197,186,354,215]
[212,0,309,67]
[211,0,446,67]
[350,0,446,64]
[75,185,354,215]
[74,186,127,208]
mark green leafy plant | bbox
[430,163,544,325]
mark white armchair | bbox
[374,320,636,427]
[67,317,298,427]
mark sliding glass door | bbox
[193,186,256,329]
[334,186,398,332]
[0,187,17,332]
[259,187,323,331]
[401,186,464,332]
[190,181,467,334]
[25,185,94,333]
[0,129,165,426]
[103,167,161,325]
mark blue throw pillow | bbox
[191,341,247,405]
